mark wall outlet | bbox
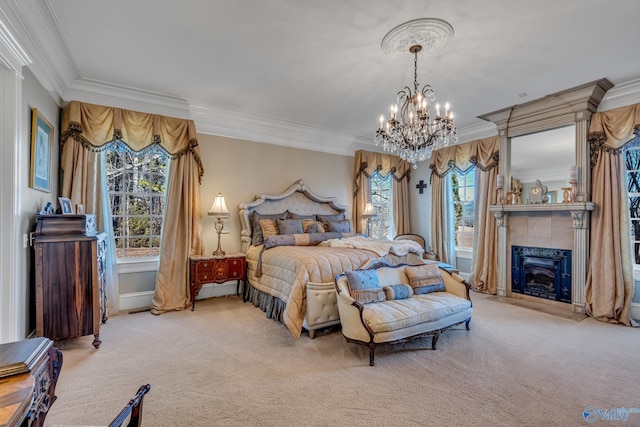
[23,234,28,249]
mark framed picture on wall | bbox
[29,108,54,192]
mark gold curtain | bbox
[353,150,411,236]
[586,103,640,326]
[61,100,205,315]
[430,136,499,293]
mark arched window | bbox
[370,172,393,239]
[625,137,640,265]
[105,141,170,259]
[451,167,476,249]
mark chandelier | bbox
[374,18,458,168]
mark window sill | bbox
[117,257,159,274]
[455,247,473,260]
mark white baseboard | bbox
[118,282,239,311]
[631,303,640,322]
[458,272,471,282]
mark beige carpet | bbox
[45,293,640,427]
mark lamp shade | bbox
[362,202,376,217]
[208,193,230,217]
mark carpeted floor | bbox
[45,293,640,427]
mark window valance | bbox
[430,136,499,178]
[588,103,640,167]
[353,150,411,196]
[61,100,203,179]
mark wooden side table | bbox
[0,337,62,427]
[189,253,246,310]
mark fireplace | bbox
[511,246,572,303]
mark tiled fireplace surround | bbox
[481,79,613,314]
[489,203,594,313]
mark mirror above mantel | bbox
[510,124,575,201]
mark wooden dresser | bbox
[34,215,108,348]
[0,337,62,427]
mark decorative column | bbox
[494,210,508,296]
[496,129,510,296]
[570,209,589,313]
[572,114,592,314]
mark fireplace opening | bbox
[512,246,571,303]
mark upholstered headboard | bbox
[239,179,347,253]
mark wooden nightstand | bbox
[189,253,246,310]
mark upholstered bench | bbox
[335,258,472,366]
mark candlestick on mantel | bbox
[570,165,578,181]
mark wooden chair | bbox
[108,384,150,427]
[393,233,427,257]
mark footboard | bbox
[303,281,341,338]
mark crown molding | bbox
[598,78,640,112]
[1,0,76,98]
[63,78,192,119]
[456,121,497,143]
[191,104,370,157]
[0,3,31,75]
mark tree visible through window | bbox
[370,172,393,239]
[625,140,640,264]
[105,141,170,258]
[451,167,475,248]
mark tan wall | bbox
[198,133,353,255]
[20,68,61,336]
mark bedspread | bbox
[246,244,424,338]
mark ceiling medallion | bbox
[381,18,454,59]
[375,18,457,168]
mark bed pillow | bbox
[326,219,351,233]
[260,219,279,239]
[251,211,287,246]
[382,284,413,300]
[316,213,345,226]
[301,219,325,233]
[345,269,385,304]
[288,212,316,220]
[405,264,445,295]
[277,218,303,235]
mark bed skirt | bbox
[244,281,287,324]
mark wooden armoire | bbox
[34,214,107,348]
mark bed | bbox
[239,179,425,338]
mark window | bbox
[370,172,393,238]
[626,140,640,265]
[451,167,475,249]
[105,141,170,259]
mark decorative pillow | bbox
[288,212,316,220]
[345,269,385,304]
[382,284,413,300]
[301,219,325,233]
[277,218,303,235]
[251,211,287,246]
[405,264,445,295]
[259,219,279,239]
[326,219,351,233]
[316,213,345,225]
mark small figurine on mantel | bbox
[511,178,523,204]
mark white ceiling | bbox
[8,0,640,153]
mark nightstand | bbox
[189,253,246,310]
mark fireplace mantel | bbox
[490,201,596,313]
[489,202,595,228]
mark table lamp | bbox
[208,193,230,255]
